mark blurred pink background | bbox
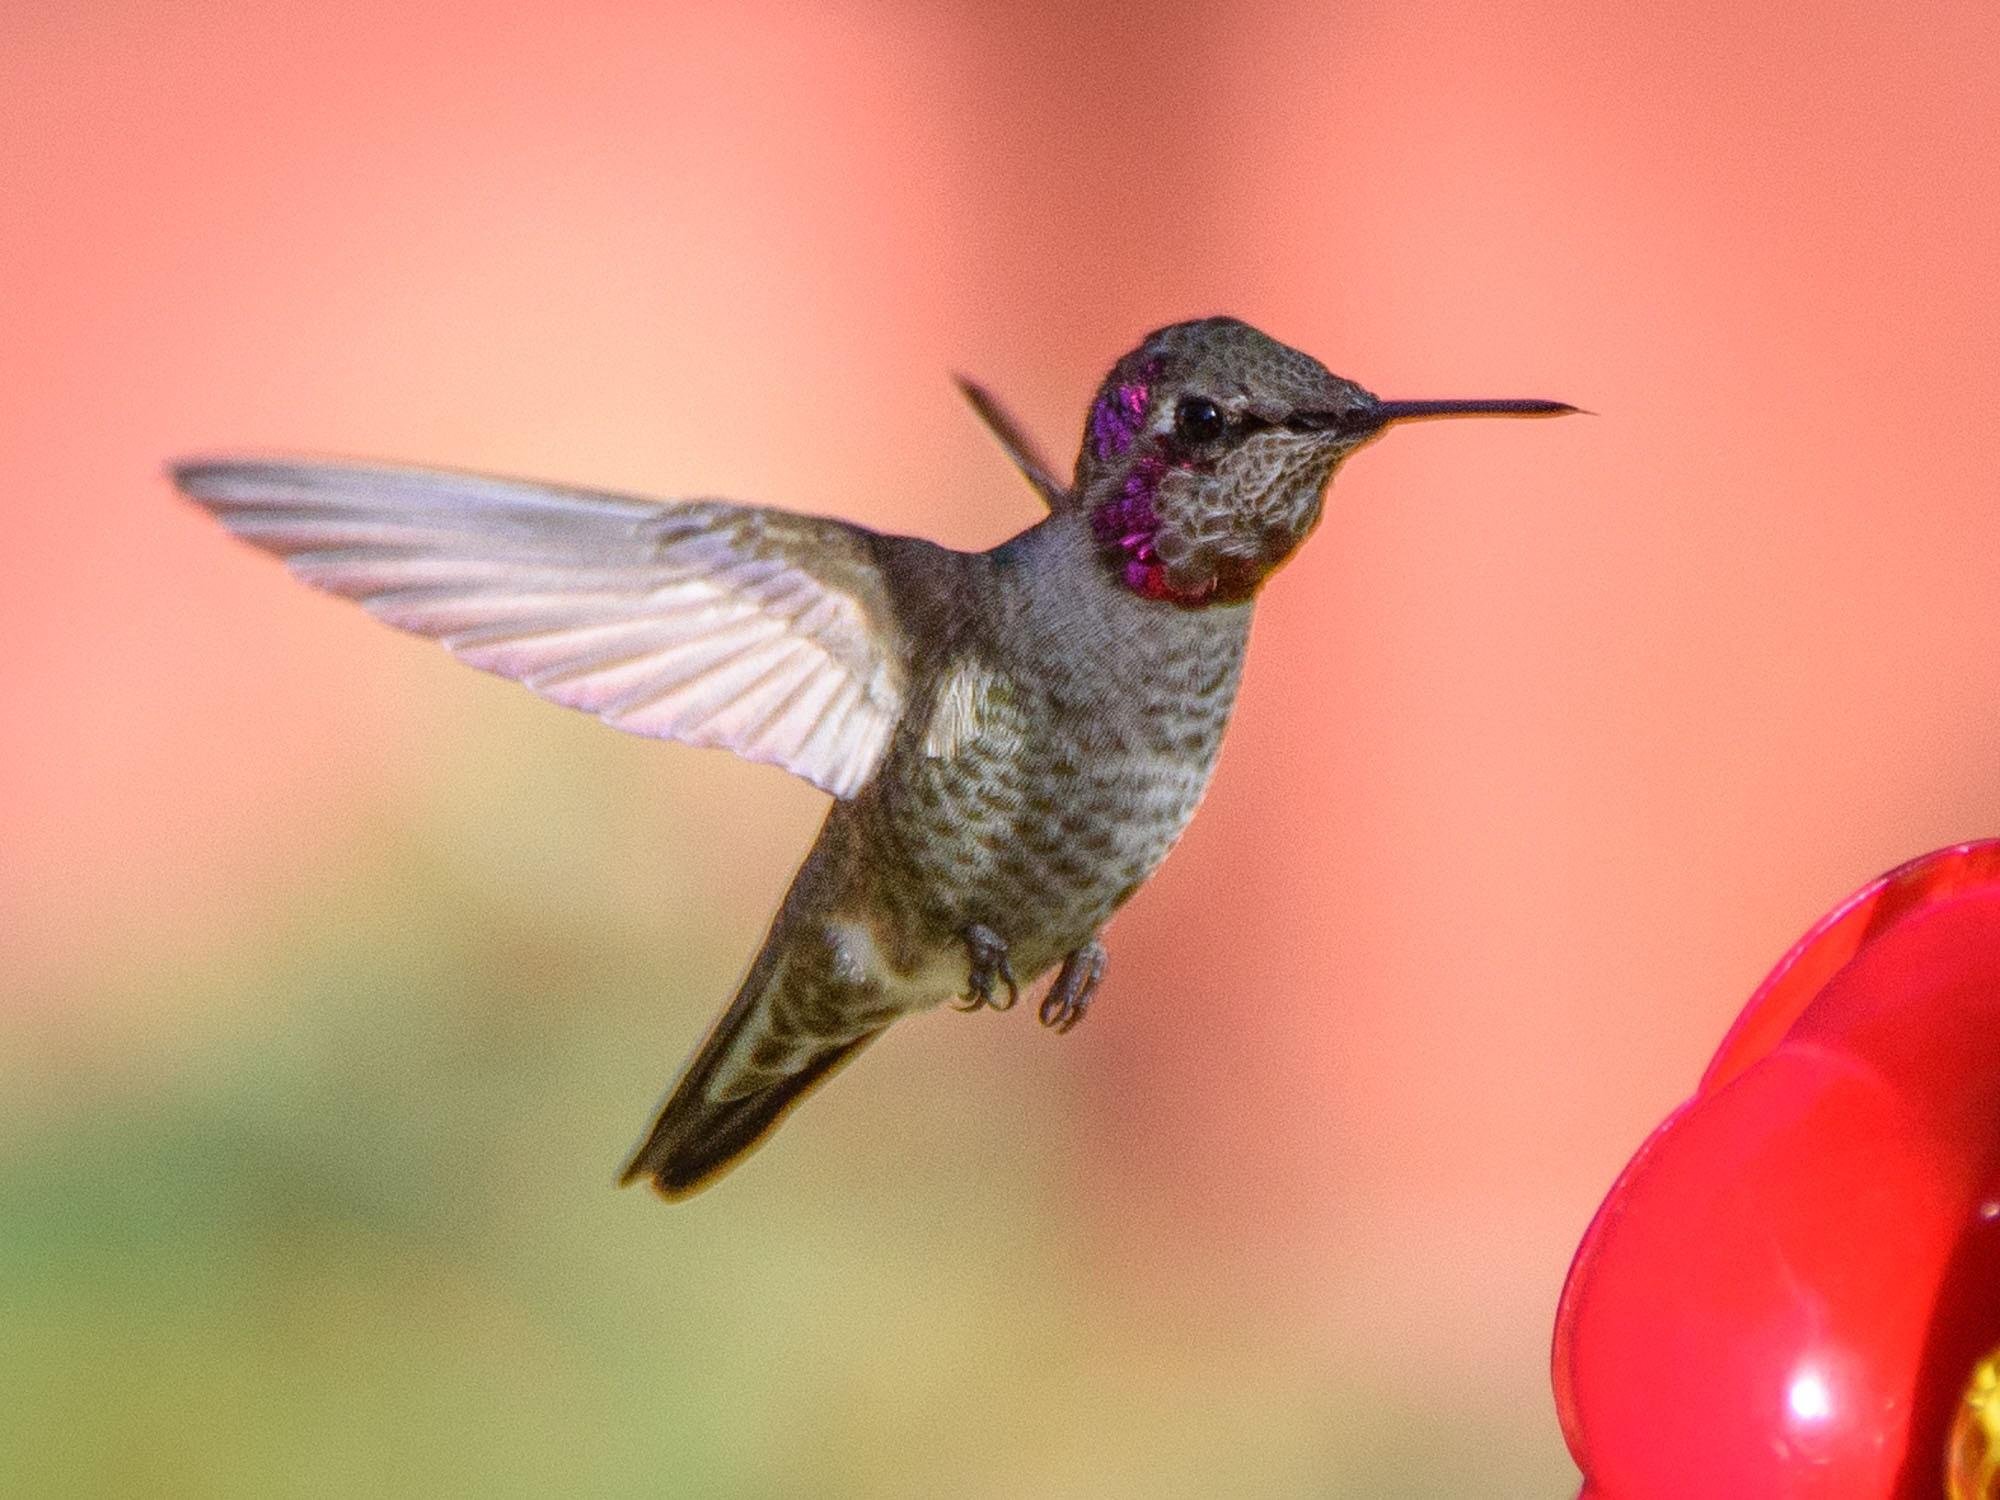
[6,2,2000,1494]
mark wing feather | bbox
[953,375,1069,511]
[173,458,916,797]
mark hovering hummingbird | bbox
[173,316,1571,1199]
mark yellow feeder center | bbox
[1949,1351,2000,1499]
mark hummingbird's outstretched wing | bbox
[173,459,913,798]
[953,375,1069,510]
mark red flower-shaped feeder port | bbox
[1554,840,2000,1499]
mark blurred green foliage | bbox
[1,735,1561,1497]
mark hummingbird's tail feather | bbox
[620,936,886,1200]
[620,1032,880,1200]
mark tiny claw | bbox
[959,923,1019,1012]
[1040,940,1107,1034]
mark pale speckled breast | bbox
[854,518,1253,993]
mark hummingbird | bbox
[173,316,1571,1200]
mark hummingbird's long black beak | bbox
[1290,395,1577,439]
[1368,397,1578,425]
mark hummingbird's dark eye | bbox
[1173,396,1227,446]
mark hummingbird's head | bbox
[1074,317,1572,608]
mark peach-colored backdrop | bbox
[6,2,2000,1494]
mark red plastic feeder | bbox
[1554,840,2000,1498]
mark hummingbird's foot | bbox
[1040,940,1107,1034]
[957,923,1019,1012]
